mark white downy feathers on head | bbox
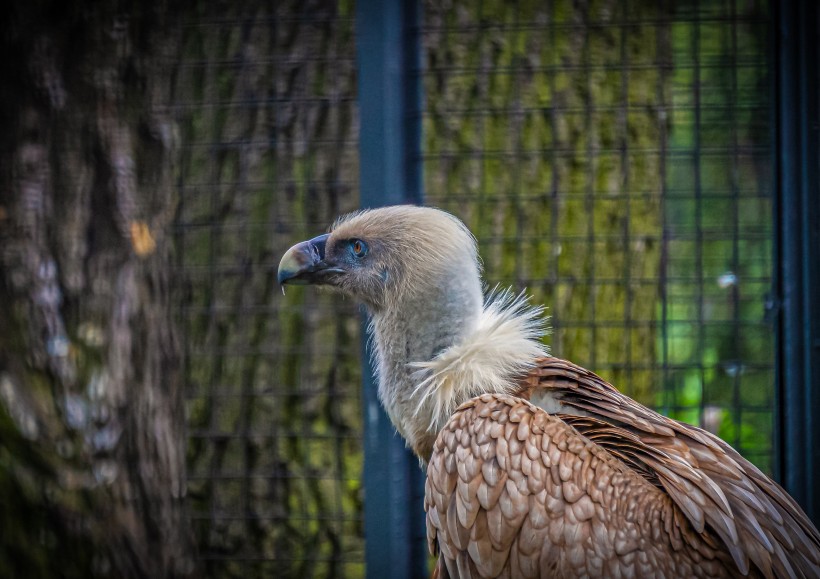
[408,287,550,433]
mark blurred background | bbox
[1,0,817,577]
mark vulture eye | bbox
[350,239,368,258]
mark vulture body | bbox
[278,205,820,578]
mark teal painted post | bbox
[775,0,820,524]
[355,0,428,576]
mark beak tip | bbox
[277,233,333,286]
[277,247,304,285]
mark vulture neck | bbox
[369,277,548,462]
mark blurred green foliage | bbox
[655,1,774,472]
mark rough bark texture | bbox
[0,1,196,576]
[175,1,364,576]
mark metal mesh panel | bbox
[171,0,776,574]
[420,0,775,471]
[174,1,364,576]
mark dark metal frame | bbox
[355,0,427,576]
[774,0,820,524]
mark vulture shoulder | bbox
[425,357,820,579]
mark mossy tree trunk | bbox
[175,1,364,574]
[423,0,667,404]
[0,1,196,576]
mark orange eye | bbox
[351,239,367,257]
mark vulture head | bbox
[278,205,481,311]
[279,205,548,458]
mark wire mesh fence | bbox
[174,0,776,575]
[421,0,775,472]
[175,1,364,576]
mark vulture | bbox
[278,205,820,578]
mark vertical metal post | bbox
[775,0,820,524]
[355,0,427,576]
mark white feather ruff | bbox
[408,288,550,433]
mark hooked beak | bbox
[278,233,344,285]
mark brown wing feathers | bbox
[427,358,820,578]
[426,393,740,578]
[518,357,820,578]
